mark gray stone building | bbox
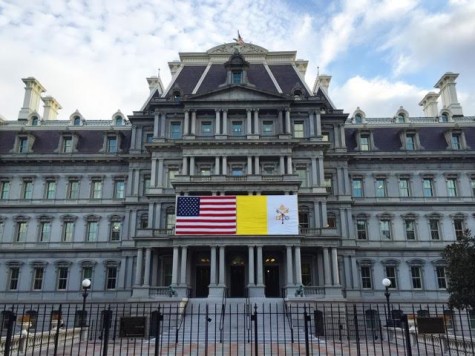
[0,42,473,304]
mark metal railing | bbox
[2,301,475,355]
[218,288,227,343]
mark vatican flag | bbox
[236,195,299,235]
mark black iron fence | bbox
[1,301,475,355]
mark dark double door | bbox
[265,265,280,297]
[195,266,210,297]
[230,265,245,297]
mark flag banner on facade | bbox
[175,195,298,235]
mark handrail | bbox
[283,299,295,343]
[175,299,188,343]
[218,288,227,343]
[245,288,252,340]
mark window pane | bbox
[406,135,415,150]
[361,266,372,289]
[436,266,447,289]
[360,136,369,151]
[399,179,410,197]
[356,220,367,240]
[352,179,363,197]
[40,222,51,242]
[293,122,304,138]
[375,179,386,197]
[423,179,433,197]
[23,181,33,199]
[411,266,422,289]
[46,181,56,199]
[429,219,440,240]
[107,137,117,153]
[380,220,391,239]
[405,220,416,240]
[114,181,125,199]
[447,179,457,197]
[170,122,182,139]
[385,266,397,289]
[110,222,121,241]
[9,267,19,290]
[1,182,10,199]
[68,181,79,199]
[232,121,243,135]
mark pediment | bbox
[189,85,285,102]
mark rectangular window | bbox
[18,137,29,153]
[166,212,175,230]
[451,134,461,150]
[356,220,367,240]
[23,181,33,199]
[106,267,117,290]
[110,221,121,241]
[91,180,103,199]
[33,267,44,290]
[231,166,243,176]
[200,167,211,176]
[399,178,410,197]
[63,137,73,153]
[436,266,447,289]
[360,136,369,151]
[57,267,68,290]
[86,221,98,242]
[405,135,415,150]
[232,121,243,136]
[321,132,330,142]
[380,220,391,239]
[293,122,304,138]
[0,181,10,199]
[262,121,274,135]
[411,266,423,289]
[39,222,51,242]
[352,178,363,197]
[301,263,312,286]
[68,180,80,199]
[144,176,151,194]
[63,222,74,242]
[17,222,27,242]
[454,219,464,240]
[375,178,386,197]
[82,266,93,284]
[107,136,118,153]
[360,266,372,289]
[170,122,182,139]
[0,222,4,241]
[8,267,20,290]
[232,71,242,84]
[167,169,178,188]
[145,132,153,143]
[114,180,125,199]
[405,220,416,240]
[201,121,212,135]
[429,219,440,240]
[423,178,433,197]
[46,181,56,199]
[446,178,457,197]
[385,266,397,289]
[295,167,308,188]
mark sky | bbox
[1,0,475,121]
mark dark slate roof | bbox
[0,131,16,154]
[268,65,310,96]
[346,127,475,152]
[168,66,207,96]
[195,65,226,95]
[246,64,278,93]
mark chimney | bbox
[434,72,463,116]
[418,92,439,117]
[18,77,46,121]
[313,74,332,94]
[42,96,62,120]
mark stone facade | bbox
[0,43,473,303]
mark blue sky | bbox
[0,0,474,120]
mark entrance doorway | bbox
[230,265,245,297]
[195,266,210,297]
[265,265,280,297]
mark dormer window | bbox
[114,116,123,126]
[441,112,449,122]
[397,113,405,123]
[18,137,29,153]
[354,114,362,124]
[31,116,39,126]
[73,116,81,126]
[232,72,242,84]
[444,129,468,150]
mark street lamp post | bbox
[382,278,392,326]
[80,278,91,340]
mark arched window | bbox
[397,113,405,123]
[441,112,449,122]
[299,205,310,233]
[31,116,39,126]
[354,114,362,124]
[114,116,123,126]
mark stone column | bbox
[134,248,143,286]
[257,246,264,285]
[151,158,158,187]
[280,156,285,174]
[215,109,221,135]
[315,111,322,136]
[222,110,228,135]
[182,157,188,175]
[247,156,253,175]
[309,111,315,137]
[351,256,359,288]
[318,157,325,186]
[130,125,137,149]
[180,247,187,286]
[294,246,302,285]
[214,156,220,175]
[210,246,217,285]
[286,246,294,285]
[248,246,255,285]
[311,158,318,186]
[171,246,179,285]
[160,113,166,138]
[323,248,331,286]
[339,124,346,148]
[144,248,151,286]
[253,109,259,135]
[285,109,291,134]
[247,109,252,134]
[157,159,164,187]
[287,156,293,175]
[218,246,225,286]
[222,157,227,175]
[189,157,195,175]
[254,156,260,175]
[153,112,160,138]
[184,110,189,135]
[191,111,196,135]
[331,248,340,285]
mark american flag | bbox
[175,196,237,235]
